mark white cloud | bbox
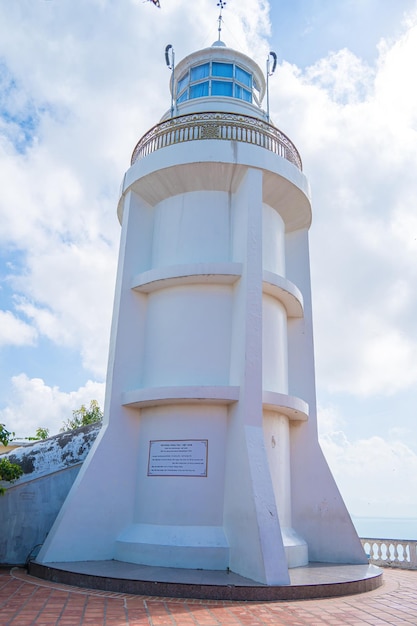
[0,0,274,438]
[13,239,117,377]
[0,0,272,384]
[0,310,37,347]
[320,430,417,518]
[0,374,105,439]
[305,48,374,104]
[317,402,346,437]
[375,23,417,128]
[317,310,417,397]
[219,0,271,55]
[270,10,417,399]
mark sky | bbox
[1,0,417,523]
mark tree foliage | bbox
[26,427,50,441]
[0,423,14,447]
[0,458,23,495]
[35,427,50,440]
[61,400,103,432]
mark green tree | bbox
[0,458,23,495]
[35,427,49,440]
[0,423,14,447]
[61,400,103,432]
[26,427,50,441]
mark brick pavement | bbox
[0,567,416,625]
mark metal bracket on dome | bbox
[165,44,175,118]
[266,51,277,122]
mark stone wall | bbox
[0,422,101,565]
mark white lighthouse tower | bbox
[37,27,368,588]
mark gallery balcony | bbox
[131,111,302,171]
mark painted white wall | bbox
[151,191,231,268]
[262,203,286,275]
[113,403,230,569]
[120,142,311,228]
[142,285,232,388]
[263,411,291,528]
[134,404,227,526]
[262,295,288,394]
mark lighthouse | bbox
[36,29,368,587]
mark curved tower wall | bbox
[37,42,367,585]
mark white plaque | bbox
[148,439,208,477]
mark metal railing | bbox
[361,538,417,570]
[131,111,302,171]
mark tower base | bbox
[28,560,382,601]
[114,523,229,569]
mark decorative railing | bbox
[361,538,417,570]
[131,112,302,171]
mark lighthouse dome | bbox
[161,42,267,122]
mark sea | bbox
[352,516,417,540]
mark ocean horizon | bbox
[352,516,417,540]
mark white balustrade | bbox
[131,112,303,171]
[361,538,417,570]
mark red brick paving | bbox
[0,567,416,625]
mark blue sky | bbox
[1,0,417,522]
[269,0,416,66]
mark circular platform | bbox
[28,560,383,601]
